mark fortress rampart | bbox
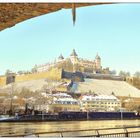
[0,68,62,87]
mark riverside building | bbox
[80,94,121,112]
[49,93,80,113]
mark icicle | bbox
[72,3,76,26]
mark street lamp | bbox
[120,108,123,120]
[121,110,123,120]
[6,73,15,116]
[86,103,89,120]
[87,109,89,120]
[9,82,14,116]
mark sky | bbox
[0,3,140,75]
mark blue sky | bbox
[0,3,140,75]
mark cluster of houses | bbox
[33,92,122,113]
[0,91,123,115]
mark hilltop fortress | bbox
[1,49,140,106]
[36,49,110,74]
[0,49,121,87]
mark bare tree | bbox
[134,71,140,78]
[110,70,117,75]
[31,64,38,73]
[119,71,130,77]
[5,69,11,76]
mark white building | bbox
[80,94,121,112]
[53,93,79,106]
[49,93,80,112]
[33,92,121,113]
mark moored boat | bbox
[0,115,15,121]
[0,111,140,122]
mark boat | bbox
[0,115,15,121]
[0,111,140,122]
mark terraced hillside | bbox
[1,78,140,99]
[76,79,140,98]
[0,78,60,93]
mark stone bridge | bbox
[0,3,109,31]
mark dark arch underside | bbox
[0,3,110,31]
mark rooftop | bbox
[95,54,101,60]
[70,49,78,57]
[81,94,119,101]
[58,54,64,60]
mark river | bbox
[0,120,140,137]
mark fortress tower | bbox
[70,49,79,64]
[35,49,104,74]
[95,53,101,70]
[57,54,64,62]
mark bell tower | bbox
[70,49,79,64]
[95,53,101,70]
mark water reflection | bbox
[0,120,140,136]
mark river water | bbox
[0,120,140,137]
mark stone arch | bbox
[0,3,108,31]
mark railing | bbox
[1,125,140,137]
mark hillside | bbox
[0,78,60,93]
[1,78,140,98]
[75,79,140,98]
